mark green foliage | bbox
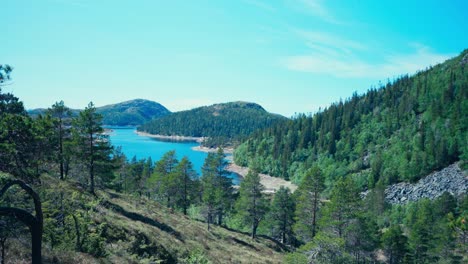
[381,225,409,264]
[294,166,324,242]
[235,50,468,186]
[138,101,288,147]
[72,102,114,193]
[97,99,170,126]
[268,186,295,244]
[180,249,212,264]
[235,169,268,238]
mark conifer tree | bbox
[72,102,112,194]
[294,166,324,242]
[269,186,295,244]
[235,169,267,238]
[47,101,72,180]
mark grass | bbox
[2,175,286,263]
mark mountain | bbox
[234,50,467,185]
[28,99,171,126]
[137,101,288,147]
[97,99,170,126]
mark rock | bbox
[383,163,467,205]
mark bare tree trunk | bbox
[0,180,43,264]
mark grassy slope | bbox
[5,175,286,263]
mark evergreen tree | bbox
[72,102,112,194]
[235,169,267,238]
[149,150,179,206]
[47,101,72,180]
[173,157,197,215]
[294,166,324,242]
[381,225,409,264]
[269,186,295,244]
[213,148,233,225]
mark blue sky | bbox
[3,0,467,116]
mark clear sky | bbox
[3,0,467,117]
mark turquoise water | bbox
[108,127,239,184]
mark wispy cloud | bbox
[283,44,453,79]
[296,0,341,24]
[295,30,367,54]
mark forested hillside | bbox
[138,101,288,147]
[97,99,171,126]
[235,50,468,187]
[29,99,170,126]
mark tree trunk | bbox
[59,122,64,180]
[251,222,257,239]
[312,190,318,237]
[0,180,43,264]
[89,131,95,194]
[30,223,42,264]
[72,214,81,251]
[1,238,6,264]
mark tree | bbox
[213,148,233,225]
[321,177,361,238]
[381,225,409,264]
[294,166,324,242]
[0,180,43,264]
[269,186,295,244]
[0,88,38,179]
[0,65,13,85]
[47,101,72,180]
[72,102,112,194]
[149,150,179,206]
[235,169,267,238]
[173,157,197,215]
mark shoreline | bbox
[136,131,206,143]
[191,146,234,154]
[226,163,298,193]
[134,130,297,193]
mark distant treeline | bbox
[138,101,288,147]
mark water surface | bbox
[108,127,239,184]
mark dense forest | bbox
[138,101,288,147]
[1,49,467,264]
[29,99,171,126]
[235,50,468,187]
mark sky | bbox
[2,0,467,117]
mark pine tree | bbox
[235,169,267,238]
[72,102,112,194]
[269,186,295,244]
[173,157,197,215]
[294,166,324,242]
[47,101,72,180]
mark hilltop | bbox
[97,99,171,126]
[28,99,171,126]
[138,101,288,147]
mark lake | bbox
[108,127,240,184]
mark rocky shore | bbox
[136,131,205,143]
[385,163,467,205]
[226,163,298,193]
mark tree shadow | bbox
[100,200,184,242]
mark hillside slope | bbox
[4,175,286,263]
[28,99,171,126]
[235,50,467,186]
[138,101,288,147]
[97,99,171,126]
